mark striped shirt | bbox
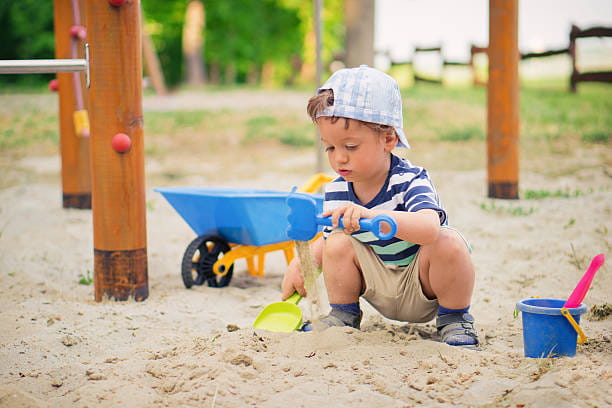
[323,154,447,267]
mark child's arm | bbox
[281,236,324,300]
[322,204,440,245]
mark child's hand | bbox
[281,258,307,300]
[323,203,373,235]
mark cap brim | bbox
[395,128,410,149]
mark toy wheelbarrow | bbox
[154,174,332,288]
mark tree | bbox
[0,1,55,85]
[344,0,375,68]
[142,0,187,87]
[182,0,206,86]
[204,0,303,85]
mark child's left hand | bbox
[322,203,374,234]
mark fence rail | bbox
[389,25,612,91]
[569,25,612,92]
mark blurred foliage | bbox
[0,0,344,88]
[142,0,187,87]
[0,0,55,85]
[202,0,303,84]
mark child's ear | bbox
[383,132,398,151]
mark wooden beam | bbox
[86,0,148,301]
[487,0,519,199]
[53,0,91,209]
[571,25,612,39]
[572,71,612,84]
[520,48,568,60]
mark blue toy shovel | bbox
[252,191,397,332]
[285,191,397,241]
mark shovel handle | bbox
[285,291,302,305]
[316,214,397,240]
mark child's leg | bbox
[417,228,475,309]
[321,231,364,304]
[302,231,363,331]
[417,228,479,346]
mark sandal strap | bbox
[306,308,362,331]
[436,312,479,345]
[326,308,362,329]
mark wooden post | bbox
[53,0,91,209]
[487,0,519,199]
[344,0,375,67]
[569,25,578,93]
[86,0,148,301]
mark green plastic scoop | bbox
[252,292,303,332]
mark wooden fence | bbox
[569,25,612,92]
[390,25,612,91]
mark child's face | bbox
[318,117,397,184]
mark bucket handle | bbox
[560,307,587,344]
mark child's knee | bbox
[436,228,469,257]
[324,232,355,259]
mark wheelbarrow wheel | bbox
[181,234,234,288]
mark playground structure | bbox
[391,24,612,92]
[0,0,149,302]
[0,0,522,302]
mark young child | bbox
[281,65,479,347]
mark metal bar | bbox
[0,58,87,74]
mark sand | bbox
[0,92,611,407]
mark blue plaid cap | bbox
[316,65,409,148]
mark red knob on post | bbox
[111,133,132,153]
[108,0,127,7]
[69,25,87,41]
[48,79,59,92]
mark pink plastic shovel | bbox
[563,254,605,308]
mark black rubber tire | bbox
[181,234,234,288]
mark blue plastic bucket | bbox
[516,298,587,358]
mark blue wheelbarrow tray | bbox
[154,187,324,247]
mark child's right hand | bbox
[281,258,307,300]
[323,202,374,234]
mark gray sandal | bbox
[436,312,480,348]
[302,308,362,331]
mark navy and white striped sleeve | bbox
[401,171,447,225]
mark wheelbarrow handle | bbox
[315,214,397,240]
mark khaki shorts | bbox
[335,226,469,323]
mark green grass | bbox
[0,108,58,150]
[244,114,314,147]
[78,270,93,285]
[403,81,612,145]
[477,200,538,216]
[0,80,609,159]
[438,125,485,141]
[522,186,610,199]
